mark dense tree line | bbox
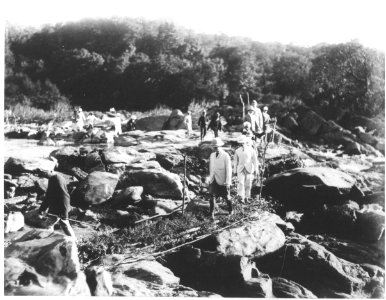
[5,18,385,117]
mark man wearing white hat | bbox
[233,135,259,203]
[207,138,233,218]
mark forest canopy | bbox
[5,18,385,117]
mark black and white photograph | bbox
[2,0,385,297]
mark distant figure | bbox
[198,110,207,141]
[244,106,263,140]
[85,112,97,129]
[233,135,259,204]
[242,121,254,139]
[207,138,233,219]
[184,111,192,137]
[74,107,86,131]
[127,115,137,131]
[262,106,277,143]
[107,108,122,136]
[38,168,76,239]
[208,112,222,138]
[251,99,264,132]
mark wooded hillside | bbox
[5,18,385,117]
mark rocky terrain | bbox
[4,106,385,297]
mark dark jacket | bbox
[198,116,207,128]
[39,173,71,219]
[208,117,222,131]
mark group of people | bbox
[73,106,138,136]
[39,99,274,238]
[207,134,259,219]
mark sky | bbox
[2,0,386,50]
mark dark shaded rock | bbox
[84,151,105,173]
[254,234,371,298]
[111,186,144,206]
[272,277,317,298]
[264,167,357,211]
[156,152,184,170]
[166,246,273,297]
[356,208,385,243]
[298,201,359,239]
[136,115,169,131]
[307,235,384,268]
[50,146,84,172]
[162,109,185,130]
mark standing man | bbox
[127,115,137,131]
[74,107,86,131]
[244,106,260,140]
[233,135,259,204]
[38,166,76,240]
[251,99,264,134]
[198,110,207,141]
[207,138,233,219]
[208,112,222,138]
[184,111,192,138]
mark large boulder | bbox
[119,161,183,199]
[166,246,273,297]
[264,167,358,211]
[272,277,317,298]
[111,186,144,206]
[50,146,83,172]
[4,229,90,296]
[136,115,169,131]
[356,208,385,243]
[4,157,56,176]
[101,255,195,297]
[155,151,184,170]
[84,151,105,173]
[254,234,372,298]
[298,201,359,239]
[162,109,185,130]
[195,212,286,257]
[71,171,119,206]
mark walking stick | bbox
[182,155,187,215]
[247,92,250,106]
[258,140,269,200]
[46,213,99,228]
[239,95,245,120]
[270,119,277,143]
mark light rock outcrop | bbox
[4,229,90,296]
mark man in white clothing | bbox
[184,111,192,137]
[207,138,233,218]
[233,135,259,203]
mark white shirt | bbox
[233,145,259,174]
[209,149,232,186]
